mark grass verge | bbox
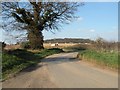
[2,48,63,80]
[78,50,118,70]
[63,44,87,52]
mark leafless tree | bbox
[2,1,83,49]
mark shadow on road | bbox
[41,56,80,64]
[21,64,43,72]
[21,52,80,73]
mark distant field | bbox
[43,43,79,49]
[4,43,80,50]
[5,44,21,50]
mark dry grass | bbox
[43,43,79,49]
[4,43,78,50]
[4,44,21,50]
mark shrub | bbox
[91,37,118,52]
[21,42,31,49]
[0,42,6,51]
[2,42,6,48]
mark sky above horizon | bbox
[0,2,118,44]
[43,2,118,41]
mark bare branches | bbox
[2,2,82,31]
[2,1,83,48]
[2,1,83,35]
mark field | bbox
[4,43,78,50]
[43,43,79,49]
[4,44,22,50]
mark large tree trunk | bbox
[27,6,44,50]
[28,29,44,49]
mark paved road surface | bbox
[3,52,118,88]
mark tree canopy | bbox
[2,1,83,49]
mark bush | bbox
[0,42,6,51]
[2,42,6,48]
[91,37,118,52]
[21,42,31,49]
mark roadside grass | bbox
[63,44,87,52]
[2,48,63,80]
[35,48,64,58]
[78,50,118,70]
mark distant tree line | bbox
[44,38,93,43]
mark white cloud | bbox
[112,26,118,30]
[77,17,84,21]
[89,29,95,32]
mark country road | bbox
[3,52,118,88]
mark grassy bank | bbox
[2,48,63,80]
[78,50,118,70]
[63,44,87,52]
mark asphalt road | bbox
[2,52,118,88]
[42,52,118,88]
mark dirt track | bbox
[2,52,118,88]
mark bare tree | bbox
[2,1,83,49]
